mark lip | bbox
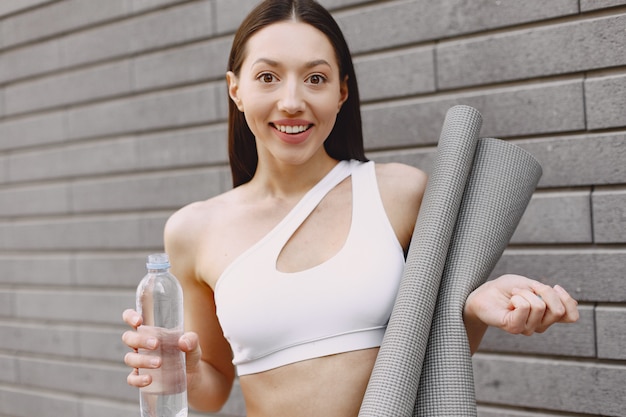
[270,119,314,145]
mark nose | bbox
[277,78,305,114]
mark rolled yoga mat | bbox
[414,137,542,416]
[359,105,483,417]
[358,105,542,417]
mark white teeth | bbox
[275,124,309,134]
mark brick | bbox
[80,400,137,417]
[77,327,130,362]
[586,72,626,130]
[0,0,57,18]
[0,213,168,251]
[0,291,14,317]
[491,249,626,303]
[0,38,62,84]
[73,253,146,288]
[131,0,189,13]
[0,156,8,184]
[362,80,584,150]
[369,147,438,179]
[479,305,595,357]
[354,46,435,102]
[1,0,130,48]
[335,0,578,54]
[66,84,221,140]
[14,289,134,324]
[478,406,567,417]
[596,305,626,360]
[320,0,365,9]
[136,124,229,170]
[474,354,626,416]
[60,18,133,67]
[0,322,76,357]
[0,111,67,151]
[581,0,626,11]
[511,190,592,244]
[71,168,227,213]
[130,1,214,52]
[17,357,135,401]
[473,354,626,416]
[0,183,70,217]
[60,2,214,67]
[0,386,80,417]
[438,14,626,88]
[0,254,73,285]
[215,0,259,34]
[516,133,626,187]
[5,60,133,115]
[0,355,17,383]
[133,37,232,90]
[8,137,137,182]
[593,187,626,243]
[215,82,230,121]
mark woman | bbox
[122,1,579,416]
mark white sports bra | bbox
[214,160,405,376]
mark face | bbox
[227,21,348,167]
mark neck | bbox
[250,154,339,200]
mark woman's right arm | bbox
[122,205,236,412]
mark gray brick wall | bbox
[0,0,624,416]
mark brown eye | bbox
[308,74,326,85]
[258,73,276,83]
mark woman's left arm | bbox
[463,274,580,354]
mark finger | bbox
[532,284,566,332]
[554,285,580,323]
[122,330,159,351]
[127,368,152,388]
[124,351,162,370]
[513,288,547,335]
[179,332,202,373]
[504,293,531,334]
[122,309,142,328]
[179,332,198,352]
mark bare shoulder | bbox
[374,162,428,251]
[375,162,428,201]
[163,190,239,282]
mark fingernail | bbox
[182,336,191,350]
[147,338,157,349]
[142,376,150,384]
[150,357,160,367]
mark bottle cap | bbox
[146,253,170,269]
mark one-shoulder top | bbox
[214,160,405,376]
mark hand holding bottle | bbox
[123,253,189,417]
[122,310,202,389]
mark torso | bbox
[175,161,426,416]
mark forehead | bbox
[243,21,339,69]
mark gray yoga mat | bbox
[358,105,542,417]
[414,137,542,416]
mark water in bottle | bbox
[136,253,188,417]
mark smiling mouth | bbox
[271,123,313,134]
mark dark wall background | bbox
[0,1,624,416]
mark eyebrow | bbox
[252,58,332,69]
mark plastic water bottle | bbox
[136,253,188,417]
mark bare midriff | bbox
[239,347,379,417]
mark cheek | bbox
[240,92,271,126]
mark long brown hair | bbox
[227,0,367,187]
